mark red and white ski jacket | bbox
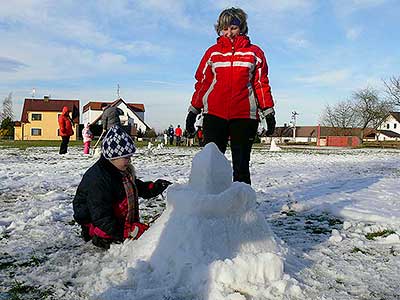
[191,35,274,120]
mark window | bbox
[394,124,397,129]
[31,128,42,136]
[387,124,390,129]
[31,113,42,121]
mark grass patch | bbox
[7,281,52,300]
[282,210,297,217]
[1,254,43,271]
[365,229,396,240]
[67,219,76,226]
[0,140,82,149]
[335,278,345,285]
[305,225,331,234]
[351,247,368,254]
[0,139,179,150]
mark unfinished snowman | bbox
[91,143,301,300]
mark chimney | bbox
[43,95,50,102]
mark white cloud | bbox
[346,26,363,40]
[333,0,388,15]
[286,33,311,48]
[0,0,51,19]
[296,69,352,85]
[0,34,140,82]
[119,41,173,57]
[135,0,192,29]
[348,0,387,9]
[212,0,316,13]
[97,52,127,66]
[0,57,27,72]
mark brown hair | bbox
[214,7,248,35]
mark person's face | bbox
[222,25,240,41]
[110,156,132,171]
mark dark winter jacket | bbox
[73,155,168,241]
[191,35,274,120]
[168,127,174,137]
[58,106,74,137]
[101,106,123,130]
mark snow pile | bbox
[92,143,300,300]
[269,138,281,152]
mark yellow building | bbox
[14,97,80,141]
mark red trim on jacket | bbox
[191,35,274,120]
[85,195,131,240]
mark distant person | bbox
[175,125,182,146]
[82,123,94,155]
[163,132,168,145]
[168,125,175,145]
[196,127,204,147]
[101,103,123,133]
[185,7,276,184]
[58,106,74,154]
[73,125,172,249]
[186,130,194,147]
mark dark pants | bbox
[176,136,181,146]
[203,114,258,185]
[59,136,70,154]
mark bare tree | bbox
[1,92,14,122]
[321,99,358,129]
[383,76,400,106]
[352,87,393,138]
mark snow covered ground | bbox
[1,145,400,299]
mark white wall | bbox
[378,114,400,134]
[82,103,149,133]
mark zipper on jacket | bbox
[229,45,235,120]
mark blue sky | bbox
[0,0,399,131]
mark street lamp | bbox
[290,111,299,141]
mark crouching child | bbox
[73,125,171,249]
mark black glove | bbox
[153,179,172,195]
[185,111,197,138]
[261,108,276,136]
[80,225,92,242]
[265,113,276,136]
[92,236,112,250]
[92,235,123,250]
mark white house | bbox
[376,112,400,141]
[82,98,150,134]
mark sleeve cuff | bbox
[262,107,275,116]
[188,105,201,115]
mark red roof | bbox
[20,98,80,123]
[83,99,145,113]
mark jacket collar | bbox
[217,35,251,50]
[99,155,123,179]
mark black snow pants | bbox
[59,136,70,154]
[202,114,258,185]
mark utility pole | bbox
[291,111,299,141]
[117,84,120,98]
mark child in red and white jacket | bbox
[82,123,94,155]
[73,125,171,249]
